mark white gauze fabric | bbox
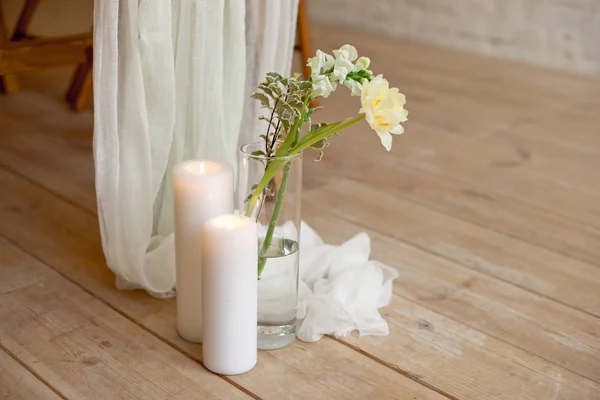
[260,222,398,342]
[297,222,398,341]
[93,0,245,297]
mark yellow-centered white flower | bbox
[359,75,408,151]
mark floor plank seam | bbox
[401,305,600,386]
[333,338,460,400]
[390,164,600,269]
[388,291,600,393]
[0,162,97,218]
[324,202,600,321]
[0,235,263,400]
[393,159,600,234]
[0,341,68,400]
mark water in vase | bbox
[257,235,299,350]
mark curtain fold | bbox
[93,0,298,297]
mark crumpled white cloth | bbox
[268,221,399,342]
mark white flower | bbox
[353,56,370,72]
[331,57,354,82]
[307,50,334,75]
[333,44,358,62]
[322,53,335,71]
[344,79,363,96]
[359,75,408,151]
[312,74,335,98]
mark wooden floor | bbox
[1,23,600,399]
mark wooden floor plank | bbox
[303,171,600,317]
[0,168,446,400]
[0,348,63,400]
[405,121,600,196]
[0,238,250,400]
[304,182,600,383]
[307,148,600,268]
[308,103,600,230]
[0,118,96,212]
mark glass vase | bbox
[238,141,302,350]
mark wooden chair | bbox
[1,0,312,112]
[0,0,92,110]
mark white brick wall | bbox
[308,0,600,75]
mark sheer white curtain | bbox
[93,0,298,297]
[241,0,299,146]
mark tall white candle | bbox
[172,160,233,343]
[201,214,258,375]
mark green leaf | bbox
[258,116,278,130]
[298,81,312,90]
[269,82,283,97]
[266,72,283,80]
[251,150,266,157]
[310,122,327,131]
[250,92,270,109]
[310,137,328,149]
[315,150,324,162]
[258,83,275,98]
[277,103,293,113]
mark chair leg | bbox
[11,0,39,40]
[296,0,312,80]
[0,2,19,93]
[66,46,93,111]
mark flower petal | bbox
[353,56,370,71]
[376,131,393,151]
[390,124,405,135]
[397,108,408,122]
[340,44,358,61]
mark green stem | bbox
[244,158,287,218]
[245,115,366,219]
[257,165,290,278]
[290,115,365,155]
[244,99,309,218]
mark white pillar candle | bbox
[172,160,233,343]
[201,214,258,375]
